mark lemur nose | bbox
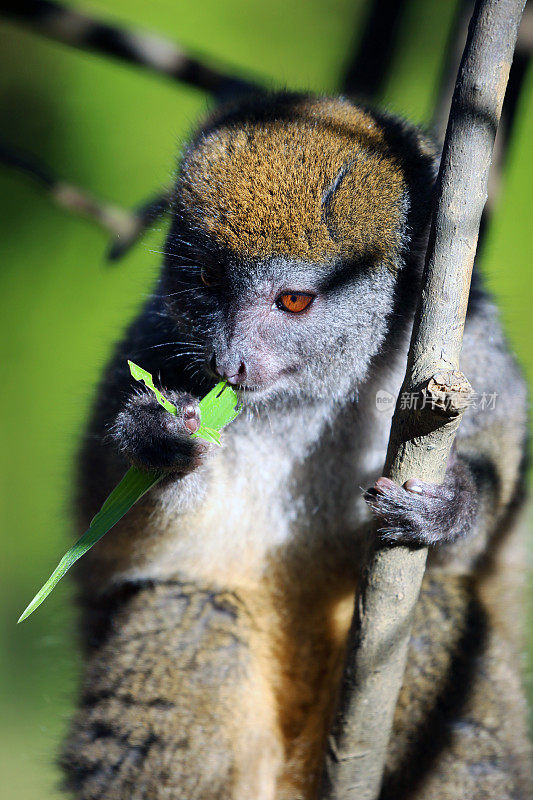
[211,354,247,385]
[226,362,247,385]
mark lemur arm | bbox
[366,294,527,550]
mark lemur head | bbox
[162,92,436,403]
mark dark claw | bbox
[374,476,397,494]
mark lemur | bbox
[62,92,532,800]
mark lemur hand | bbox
[364,457,478,546]
[113,390,211,472]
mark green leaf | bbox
[194,381,241,443]
[18,467,163,623]
[128,360,177,415]
[129,362,241,446]
[18,365,242,622]
[194,425,221,446]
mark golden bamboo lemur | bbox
[62,93,532,800]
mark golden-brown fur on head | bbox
[178,95,408,267]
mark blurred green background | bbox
[0,1,531,797]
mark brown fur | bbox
[63,576,354,800]
[64,545,532,800]
[385,567,532,799]
[179,97,406,265]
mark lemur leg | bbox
[62,581,283,800]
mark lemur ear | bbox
[375,118,439,203]
[321,153,407,264]
[321,121,438,265]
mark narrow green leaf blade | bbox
[193,425,222,446]
[128,360,177,416]
[197,382,241,431]
[18,467,163,623]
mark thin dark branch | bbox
[0,138,163,254]
[431,0,475,141]
[107,190,171,262]
[0,0,262,259]
[0,138,55,188]
[320,1,526,798]
[0,0,261,102]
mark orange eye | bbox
[276,292,315,314]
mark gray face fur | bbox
[161,246,402,406]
